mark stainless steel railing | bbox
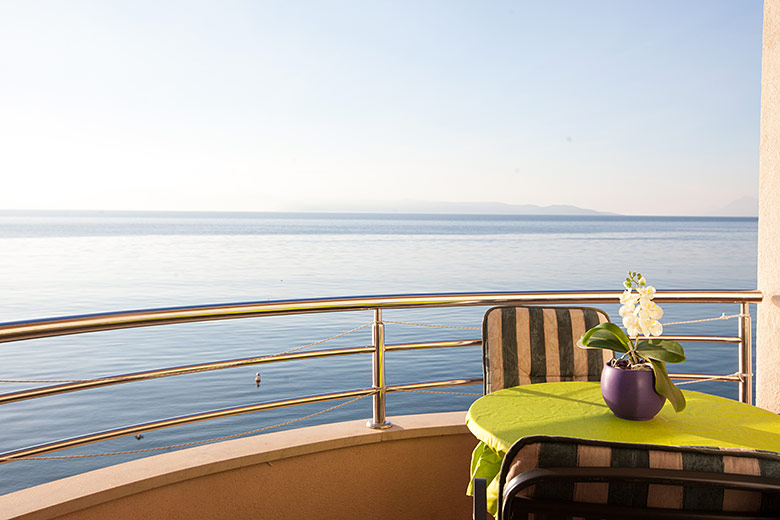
[0,290,761,462]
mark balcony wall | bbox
[0,412,476,520]
[758,0,780,413]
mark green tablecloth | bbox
[466,381,780,516]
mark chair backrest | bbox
[482,306,612,394]
[498,435,780,520]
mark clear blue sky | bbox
[0,1,764,215]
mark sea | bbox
[0,211,759,495]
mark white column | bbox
[757,0,780,412]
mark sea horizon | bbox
[0,207,759,219]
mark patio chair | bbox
[482,305,612,394]
[492,435,780,520]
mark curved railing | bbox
[0,290,761,462]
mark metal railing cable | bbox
[384,312,749,330]
[675,372,743,385]
[0,290,761,344]
[383,320,481,330]
[0,313,746,387]
[0,290,760,463]
[0,378,482,463]
[0,322,373,385]
[0,394,370,462]
[395,388,483,395]
[0,308,756,406]
[0,323,376,407]
[661,313,749,326]
[0,340,478,406]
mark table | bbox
[466,381,780,516]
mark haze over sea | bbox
[0,211,758,494]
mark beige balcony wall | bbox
[0,412,477,520]
[758,0,780,412]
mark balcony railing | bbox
[0,289,761,462]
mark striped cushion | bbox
[499,436,780,519]
[482,306,612,394]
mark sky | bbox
[0,1,765,215]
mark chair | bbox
[482,305,612,394]
[495,435,780,520]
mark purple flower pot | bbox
[600,363,666,420]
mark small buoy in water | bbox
[255,373,261,386]
[135,434,144,440]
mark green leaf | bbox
[648,359,686,412]
[587,330,629,351]
[578,323,631,353]
[636,339,686,364]
[577,337,626,352]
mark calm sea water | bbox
[0,211,758,495]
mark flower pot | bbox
[600,362,666,420]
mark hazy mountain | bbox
[290,200,616,215]
[706,196,758,217]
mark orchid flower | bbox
[578,271,687,413]
[620,276,664,339]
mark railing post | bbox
[738,302,753,405]
[367,308,392,429]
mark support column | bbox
[757,0,780,412]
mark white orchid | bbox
[620,277,664,339]
[620,289,639,305]
[638,314,663,337]
[637,284,656,299]
[643,300,663,320]
[578,271,687,413]
[619,301,635,318]
[623,316,640,337]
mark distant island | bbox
[0,196,757,217]
[705,196,758,217]
[290,196,758,217]
[288,200,616,216]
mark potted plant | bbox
[578,272,686,420]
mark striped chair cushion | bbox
[482,306,612,394]
[499,436,780,519]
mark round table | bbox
[466,381,780,516]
